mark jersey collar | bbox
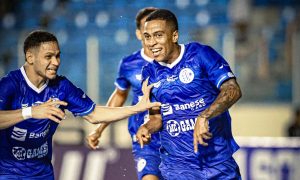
[141,48,153,63]
[20,66,49,94]
[158,44,185,69]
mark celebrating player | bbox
[86,7,163,180]
[0,30,160,179]
[136,9,242,179]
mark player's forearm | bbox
[0,110,25,129]
[144,120,162,134]
[144,114,163,134]
[95,122,110,134]
[94,88,129,129]
[199,78,242,120]
[83,105,142,124]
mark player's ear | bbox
[172,30,179,43]
[25,51,34,64]
[136,29,142,41]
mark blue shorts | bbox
[160,157,241,180]
[133,151,163,180]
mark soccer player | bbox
[0,30,160,180]
[136,9,242,179]
[86,7,163,180]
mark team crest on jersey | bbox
[137,158,147,172]
[179,68,194,84]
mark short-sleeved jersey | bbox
[0,66,95,177]
[115,49,160,154]
[142,42,239,167]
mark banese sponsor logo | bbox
[161,98,206,116]
[173,98,206,111]
[29,125,50,139]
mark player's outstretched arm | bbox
[0,99,68,130]
[86,88,129,150]
[83,78,161,124]
[194,78,242,152]
[136,107,162,148]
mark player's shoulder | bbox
[185,42,210,52]
[120,50,142,64]
[49,75,71,86]
[0,69,22,87]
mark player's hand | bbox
[136,125,151,148]
[135,77,161,111]
[31,98,68,124]
[193,116,212,153]
[86,130,101,150]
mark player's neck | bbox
[164,44,181,64]
[143,47,153,59]
[23,64,47,89]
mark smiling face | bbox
[143,19,180,64]
[26,41,60,84]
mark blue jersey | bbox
[115,49,161,154]
[142,42,239,167]
[0,67,95,178]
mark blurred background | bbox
[0,0,300,179]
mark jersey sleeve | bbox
[200,46,235,89]
[114,58,130,91]
[60,77,96,116]
[0,76,16,110]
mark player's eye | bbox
[144,34,150,40]
[155,33,163,38]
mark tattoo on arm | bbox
[200,78,242,120]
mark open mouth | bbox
[47,68,57,74]
[151,48,162,57]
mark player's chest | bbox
[13,87,62,109]
[151,65,205,100]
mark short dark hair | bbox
[23,30,58,54]
[135,7,157,30]
[145,9,178,32]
